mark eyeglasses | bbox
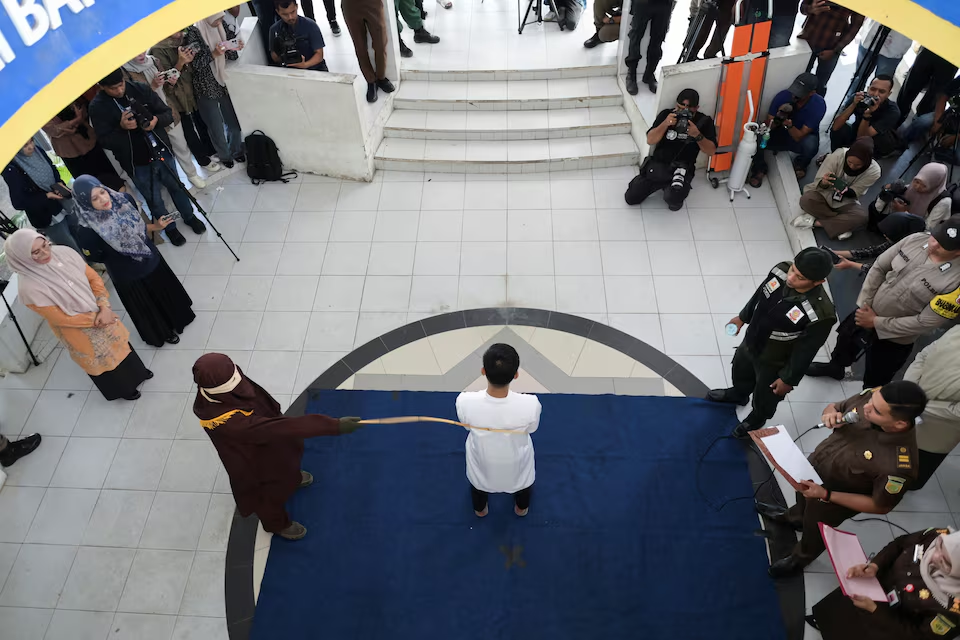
[30,238,51,258]
[677,102,693,108]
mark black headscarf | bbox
[843,137,874,177]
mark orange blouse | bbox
[26,266,132,376]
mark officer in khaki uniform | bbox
[760,381,927,578]
[707,247,837,437]
[809,216,960,388]
[808,526,960,639]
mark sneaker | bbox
[279,521,308,540]
[376,78,395,93]
[413,27,439,44]
[366,82,378,103]
[583,33,602,48]
[544,10,557,21]
[399,37,413,58]
[186,217,206,234]
[815,153,827,167]
[189,175,206,189]
[205,161,222,172]
[437,0,452,7]
[791,213,816,228]
[0,433,41,467]
[837,231,853,240]
[329,20,341,36]
[167,227,187,246]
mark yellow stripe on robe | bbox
[200,409,254,430]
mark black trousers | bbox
[624,1,672,76]
[471,485,533,512]
[729,343,785,427]
[178,111,215,166]
[828,311,916,388]
[916,449,949,490]
[787,492,857,565]
[829,124,898,158]
[301,0,337,21]
[896,48,959,127]
[624,160,693,210]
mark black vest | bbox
[743,265,820,350]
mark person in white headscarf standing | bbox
[807,526,960,638]
[121,52,207,189]
[181,14,246,168]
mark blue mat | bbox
[251,391,786,640]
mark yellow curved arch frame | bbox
[0,0,240,169]
[832,1,959,68]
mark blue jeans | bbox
[768,15,794,49]
[751,128,820,175]
[807,50,841,97]
[842,46,902,104]
[41,212,82,257]
[131,153,198,230]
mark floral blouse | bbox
[183,25,238,101]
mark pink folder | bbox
[819,523,889,602]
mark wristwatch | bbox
[695,133,704,142]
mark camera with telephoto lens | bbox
[772,102,795,128]
[124,97,155,130]
[879,180,910,206]
[671,166,688,192]
[673,108,693,134]
[273,24,304,66]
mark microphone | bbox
[816,409,859,429]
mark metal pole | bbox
[0,284,41,367]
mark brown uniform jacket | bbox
[809,389,917,509]
[813,528,960,639]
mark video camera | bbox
[273,24,304,66]
[878,180,910,207]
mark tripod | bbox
[0,282,41,368]
[678,0,720,63]
[898,108,960,184]
[518,0,561,34]
[830,25,889,125]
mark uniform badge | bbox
[863,451,873,460]
[951,598,960,614]
[905,584,915,592]
[921,589,932,600]
[931,614,957,636]
[885,475,906,494]
[82,249,91,257]
[939,529,952,535]
[940,263,952,272]
[766,278,780,293]
[786,306,804,323]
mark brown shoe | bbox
[299,470,313,488]
[279,521,307,540]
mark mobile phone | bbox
[819,245,841,265]
[831,176,847,192]
[183,42,202,55]
[220,38,241,51]
[49,183,72,199]
[157,68,180,82]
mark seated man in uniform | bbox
[760,380,927,578]
[624,88,717,211]
[707,247,836,437]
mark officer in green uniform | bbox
[707,247,837,437]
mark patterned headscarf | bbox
[71,175,153,261]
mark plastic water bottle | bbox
[760,130,770,149]
[725,323,739,336]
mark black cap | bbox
[793,247,833,281]
[932,215,960,251]
[677,88,700,108]
[787,72,818,98]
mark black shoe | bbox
[667,200,683,211]
[413,28,439,44]
[167,227,187,246]
[367,82,378,103]
[768,554,805,579]
[186,217,206,234]
[806,361,844,380]
[0,433,41,467]
[755,502,802,530]
[643,74,658,93]
[804,615,819,631]
[122,391,142,401]
[583,33,602,48]
[399,37,413,58]
[626,70,638,96]
[145,370,154,380]
[731,420,762,439]
[376,78,395,93]
[165,335,181,345]
[705,388,749,406]
[235,154,246,163]
[222,160,235,169]
[329,20,341,36]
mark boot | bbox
[399,37,413,58]
[413,28,440,44]
[376,78,395,93]
[584,32,602,48]
[642,71,658,93]
[279,521,307,540]
[0,433,42,467]
[731,413,764,439]
[185,217,206,234]
[768,554,805,579]
[705,388,748,406]
[625,69,638,96]
[806,361,845,380]
[166,227,186,246]
[755,502,802,531]
[366,82,378,103]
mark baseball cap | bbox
[787,73,818,98]
[932,215,960,251]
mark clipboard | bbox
[749,426,823,491]
[819,523,889,602]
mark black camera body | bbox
[124,97,155,130]
[879,180,910,206]
[772,102,795,128]
[855,94,878,113]
[674,108,693,134]
[274,24,304,66]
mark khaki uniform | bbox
[812,528,960,639]
[786,389,917,566]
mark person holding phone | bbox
[794,136,880,240]
[71,175,195,348]
[829,211,927,274]
[797,0,864,97]
[1,136,83,256]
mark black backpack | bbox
[244,130,296,184]
[947,183,960,215]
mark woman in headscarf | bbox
[832,210,928,275]
[71,175,195,347]
[869,163,953,233]
[184,13,245,168]
[795,136,882,240]
[806,526,960,639]
[3,229,151,400]
[1,136,82,255]
[121,52,207,189]
[42,98,126,192]
[192,353,363,540]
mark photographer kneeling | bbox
[90,69,206,247]
[271,0,328,71]
[625,89,717,211]
[829,75,900,157]
[749,72,826,185]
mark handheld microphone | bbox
[816,409,858,429]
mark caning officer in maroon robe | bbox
[192,353,362,540]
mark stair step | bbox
[400,65,618,82]
[384,107,631,140]
[393,77,622,111]
[375,134,640,173]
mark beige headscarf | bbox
[921,530,960,607]
[196,13,228,87]
[3,229,99,315]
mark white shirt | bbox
[456,389,541,494]
[862,20,912,60]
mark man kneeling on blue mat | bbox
[457,344,541,518]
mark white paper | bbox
[758,426,823,486]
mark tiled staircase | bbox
[374,68,640,173]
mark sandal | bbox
[748,173,764,188]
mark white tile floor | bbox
[0,167,955,640]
